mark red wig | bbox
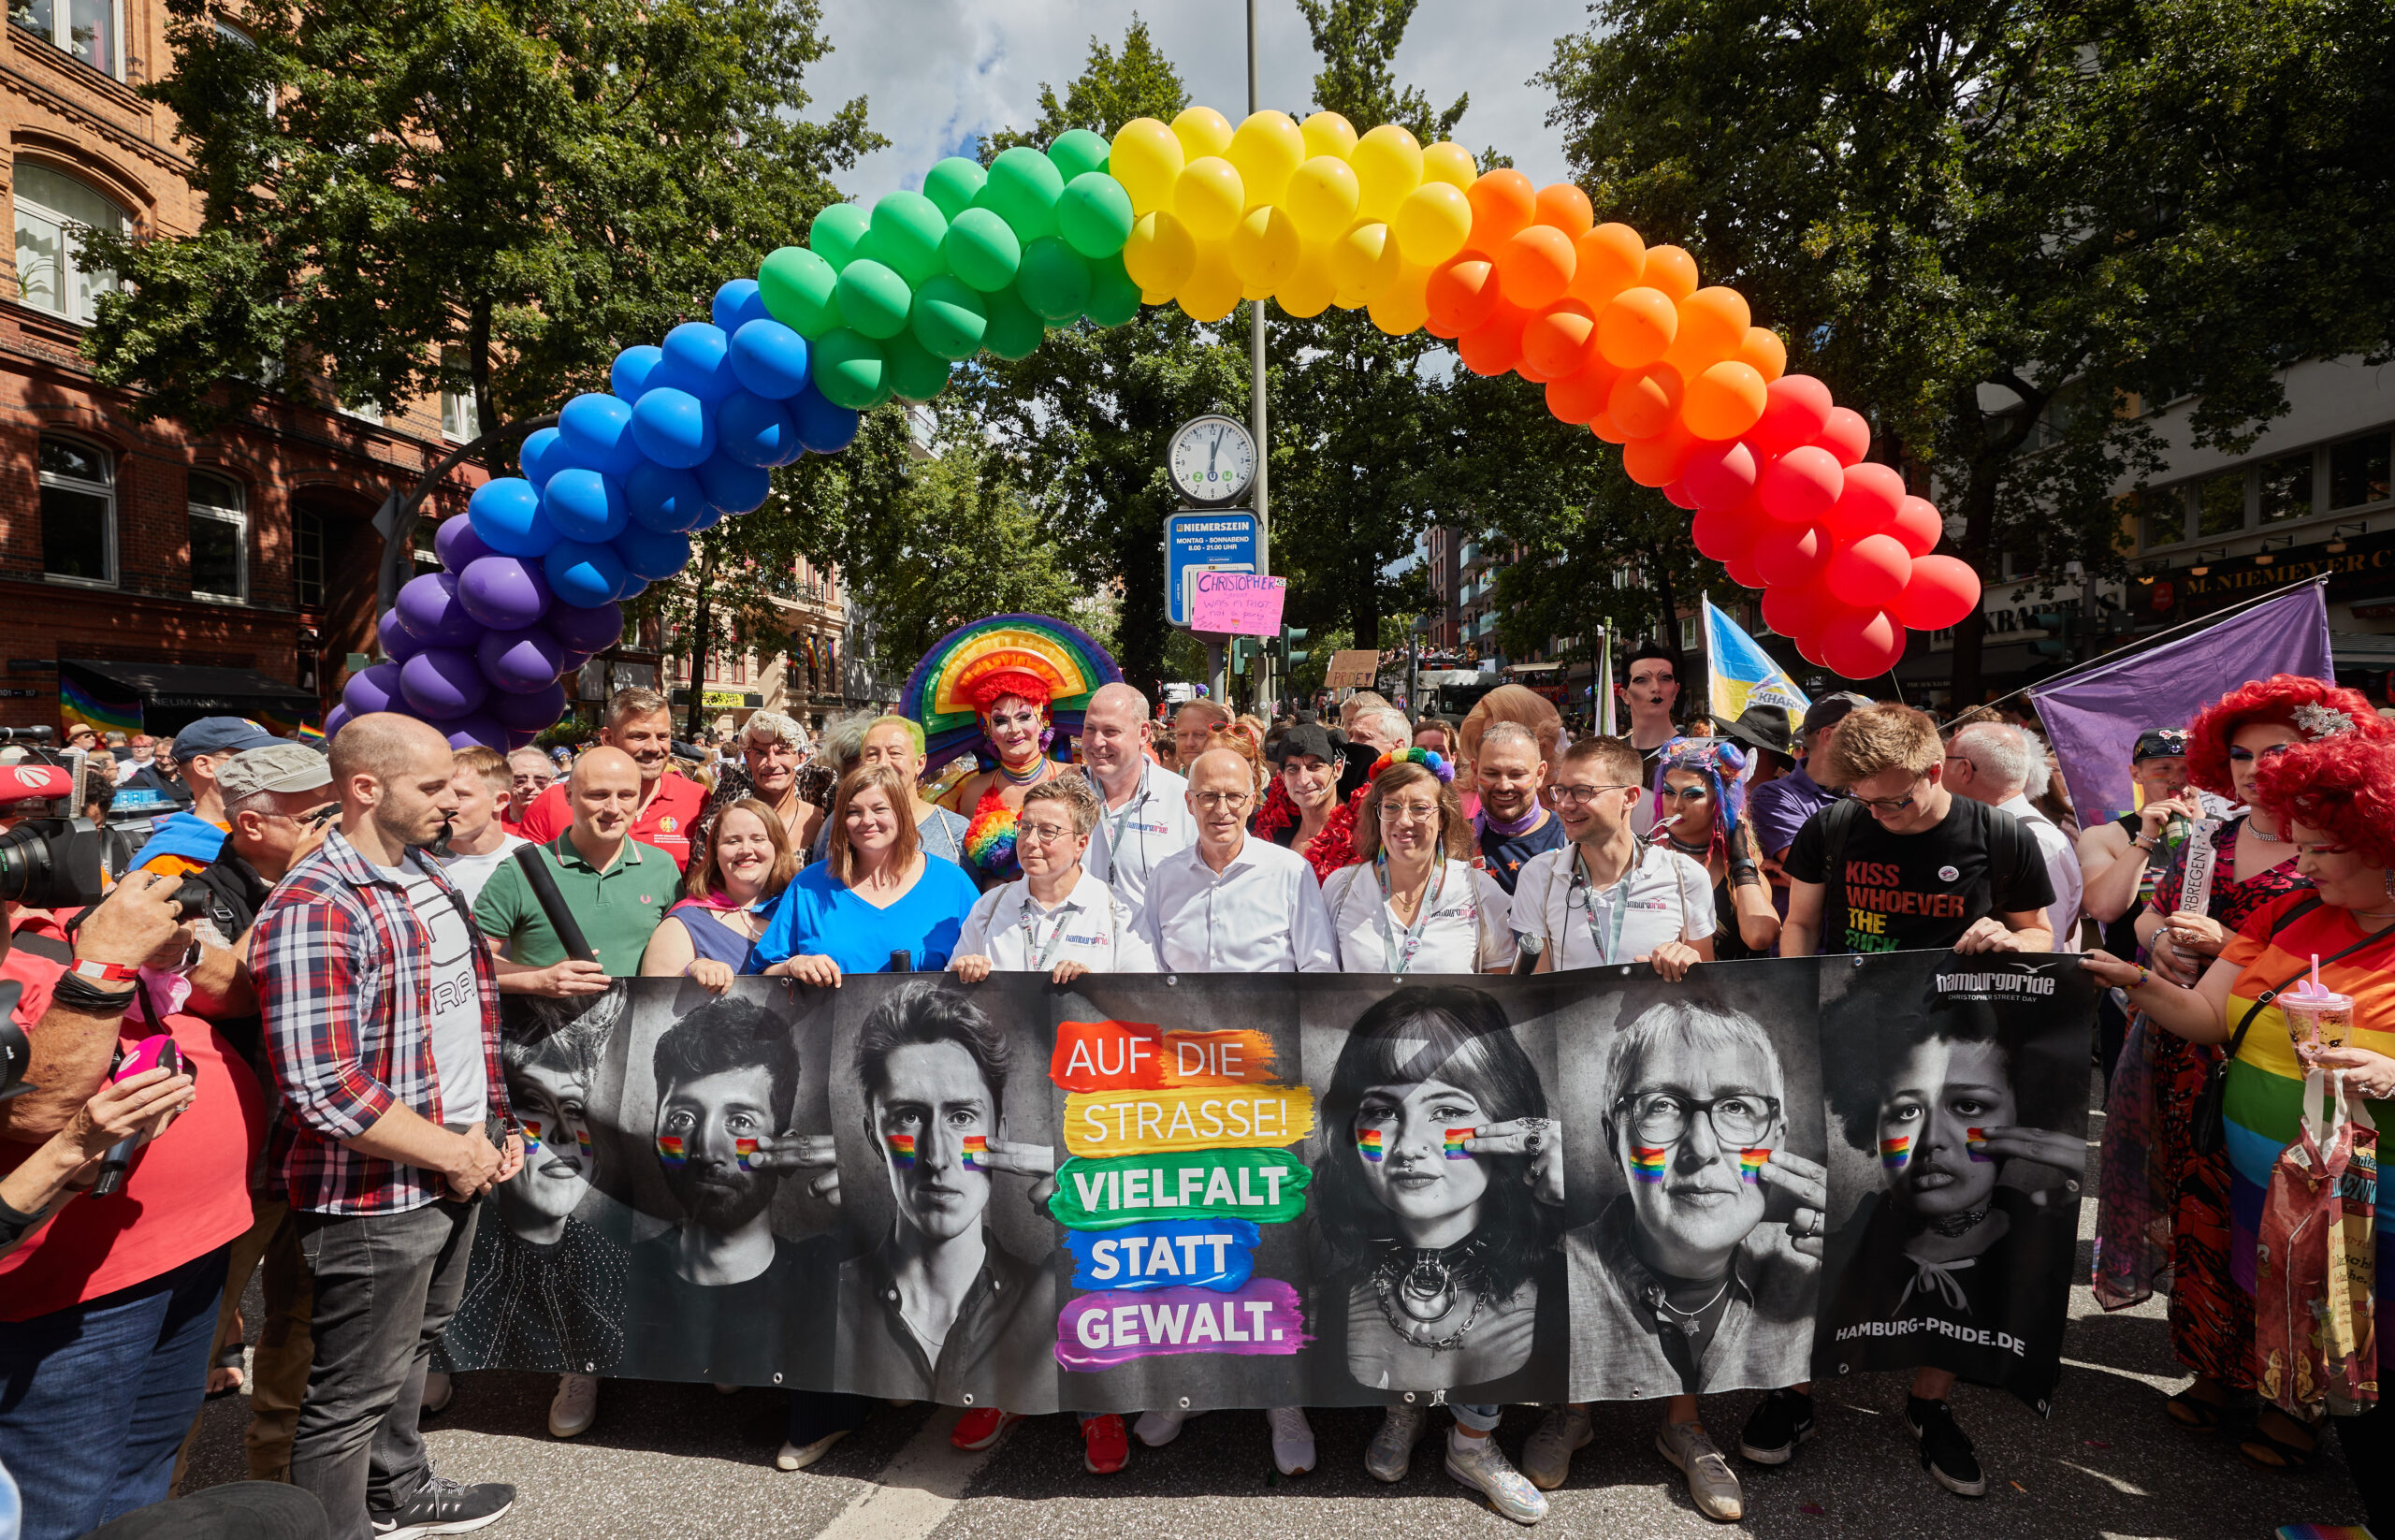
[2252,732,2395,871]
[965,668,1051,715]
[2183,675,2388,798]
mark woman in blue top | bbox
[751,763,980,981]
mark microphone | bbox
[1511,934,1545,975]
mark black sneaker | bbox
[1907,1397,1987,1497]
[1738,1387,1816,1465]
[370,1475,516,1537]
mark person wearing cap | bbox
[514,687,706,872]
[1710,705,1797,786]
[132,717,284,879]
[1746,693,1871,914]
[2075,726,2195,1084]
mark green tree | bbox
[1542,0,2395,700]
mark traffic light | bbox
[1280,624,1310,667]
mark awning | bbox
[60,658,318,733]
[1507,661,1562,675]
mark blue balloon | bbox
[789,383,862,454]
[467,478,558,559]
[612,522,693,582]
[610,344,665,403]
[715,390,799,470]
[624,459,712,533]
[541,467,630,544]
[729,318,812,400]
[517,427,565,488]
[543,540,629,610]
[614,573,650,603]
[713,278,770,334]
[697,453,772,516]
[656,322,737,402]
[629,386,716,470]
[557,392,646,479]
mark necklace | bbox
[1371,1237,1493,1352]
[1666,832,1709,858]
[2245,817,2286,844]
[1925,1200,1991,1239]
[1652,1275,1733,1329]
[998,755,1050,788]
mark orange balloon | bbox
[1457,303,1526,377]
[1640,243,1699,301]
[1667,286,1750,373]
[1496,225,1575,309]
[1545,357,1619,424]
[1520,302,1599,380]
[1465,169,1537,250]
[1370,261,1432,336]
[1736,325,1787,383]
[1596,285,1678,368]
[1609,363,1684,439]
[1589,409,1628,444]
[1622,421,1698,487]
[1533,182,1594,236]
[1423,256,1501,339]
[1682,359,1769,441]
[1566,223,1646,309]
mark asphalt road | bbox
[181,1080,2369,1540]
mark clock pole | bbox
[1247,0,1272,713]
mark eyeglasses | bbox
[1377,800,1441,823]
[1192,791,1254,811]
[1016,819,1076,844]
[1616,1090,1780,1147]
[1845,784,1923,813]
[1552,783,1637,806]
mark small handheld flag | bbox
[1880,1135,1911,1171]
[1739,1148,1772,1183]
[1704,596,1809,721]
[1443,1127,1475,1160]
[1631,1145,1669,1184]
[1357,1129,1385,1162]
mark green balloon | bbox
[883,327,951,402]
[870,191,949,286]
[1048,128,1111,182]
[978,146,1064,244]
[1056,171,1135,260]
[811,328,886,410]
[909,274,988,361]
[1016,237,1091,324]
[758,246,844,337]
[980,284,1044,361]
[834,258,912,341]
[923,157,988,222]
[942,208,1022,293]
[1085,252,1141,327]
[808,203,869,270]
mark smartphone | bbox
[112,1036,183,1083]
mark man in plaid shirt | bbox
[254,713,524,1540]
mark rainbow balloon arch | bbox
[334,107,1981,748]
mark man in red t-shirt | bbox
[513,687,704,870]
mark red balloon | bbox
[1682,438,1759,511]
[1589,409,1628,445]
[1691,501,1759,562]
[1817,406,1870,468]
[1821,607,1904,679]
[1663,479,1699,511]
[1824,532,1912,609]
[1823,461,1905,542]
[1889,494,1943,558]
[1457,303,1526,377]
[1758,444,1843,525]
[1544,358,1618,424]
[1424,257,1501,339]
[1750,373,1833,457]
[1762,579,1836,638]
[1794,628,1833,669]
[1723,547,1767,590]
[1753,522,1830,589]
[1892,554,1981,631]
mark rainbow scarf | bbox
[656,1134,687,1170]
[1357,1129,1386,1162]
[1443,1127,1474,1160]
[1738,1147,1771,1183]
[1880,1136,1911,1171]
[961,786,1022,882]
[1966,1127,1992,1163]
[962,1134,990,1171]
[885,1133,917,1169]
[1630,1145,1668,1184]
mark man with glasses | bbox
[504,748,557,833]
[1512,737,1715,977]
[1746,702,2051,1497]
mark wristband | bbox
[52,971,138,1013]
[70,959,139,985]
[2131,834,2157,851]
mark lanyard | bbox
[1019,896,1081,970]
[1373,853,1447,977]
[1098,772,1142,879]
[1569,844,1639,966]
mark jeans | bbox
[291,1200,477,1540]
[0,1245,229,1540]
[1452,1402,1502,1433]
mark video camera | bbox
[0,740,131,908]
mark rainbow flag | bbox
[961,1134,989,1171]
[1880,1136,1911,1171]
[1630,1145,1668,1184]
[1443,1127,1475,1160]
[656,1134,687,1169]
[734,1137,760,1171]
[298,721,327,744]
[256,705,319,740]
[885,1133,916,1169]
[1356,1129,1385,1162]
[58,673,139,737]
[1739,1147,1772,1183]
[1966,1127,1992,1162]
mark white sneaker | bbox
[775,1430,850,1470]
[1521,1403,1593,1490]
[1444,1430,1549,1525]
[1366,1404,1429,1482]
[1134,1409,1188,1447]
[419,1372,453,1415]
[547,1373,599,1438]
[1266,1406,1315,1476]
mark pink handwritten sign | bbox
[1190,573,1287,636]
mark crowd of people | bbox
[3,640,2393,1540]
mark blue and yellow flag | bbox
[1704,597,1808,720]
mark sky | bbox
[804,0,1592,204]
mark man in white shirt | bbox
[436,747,530,908]
[1946,722,2081,944]
[1514,736,1715,977]
[1076,683,1195,909]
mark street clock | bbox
[1168,414,1256,506]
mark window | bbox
[9,0,122,79]
[295,508,325,609]
[2193,472,2246,537]
[37,434,112,584]
[440,348,479,443]
[338,396,384,426]
[2329,430,2391,512]
[187,471,246,601]
[13,162,127,324]
[411,522,439,579]
[2137,487,2185,549]
[1678,614,1700,651]
[2258,452,2314,524]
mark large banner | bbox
[437,953,2091,1415]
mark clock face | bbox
[1169,415,1256,504]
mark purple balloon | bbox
[342,661,403,718]
[491,681,568,734]
[442,713,507,750]
[433,513,495,572]
[476,627,567,693]
[544,599,625,654]
[396,572,485,647]
[378,607,427,664]
[400,647,490,720]
[322,705,353,742]
[457,555,553,631]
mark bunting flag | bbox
[1704,595,1809,720]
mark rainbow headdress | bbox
[1630,1145,1669,1184]
[898,614,1124,772]
[1738,1147,1772,1183]
[1443,1127,1474,1159]
[1370,747,1456,784]
[1880,1136,1911,1171]
[1357,1129,1386,1162]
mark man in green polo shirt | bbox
[476,747,674,991]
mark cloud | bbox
[806,0,1587,204]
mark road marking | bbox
[813,1409,997,1540]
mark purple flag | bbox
[2030,584,2332,830]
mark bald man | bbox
[473,746,673,995]
[1078,682,1196,908]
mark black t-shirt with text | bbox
[1784,795,2053,954]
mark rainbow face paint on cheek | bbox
[734,1137,760,1172]
[1357,1128,1385,1162]
[656,1134,686,1170]
[1966,1127,1992,1162]
[962,1135,990,1170]
[1443,1127,1475,1160]
[885,1133,917,1169]
[1880,1135,1911,1171]
[1739,1147,1771,1183]
[574,1128,592,1160]
[1630,1145,1668,1184]
[520,1118,544,1151]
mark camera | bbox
[0,749,130,908]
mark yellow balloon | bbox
[1110,118,1183,217]
[1171,106,1235,162]
[1370,261,1432,335]
[1330,220,1403,301]
[1284,155,1361,242]
[1123,210,1198,296]
[1350,123,1424,224]
[1276,246,1337,317]
[1178,240,1242,323]
[1299,110,1357,161]
[1140,285,1175,307]
[1227,110,1306,210]
[1173,156,1246,242]
[1421,140,1479,188]
[1229,205,1302,292]
[1391,181,1473,266]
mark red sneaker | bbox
[1082,1413,1130,1475]
[951,1409,1022,1451]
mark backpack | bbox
[1811,795,2036,948]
